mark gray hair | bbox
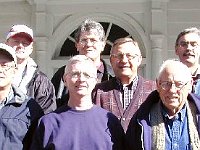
[110,37,141,55]
[175,27,200,46]
[157,59,192,81]
[64,55,97,75]
[74,19,105,42]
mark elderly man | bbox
[0,43,40,149]
[6,24,56,114]
[92,37,156,132]
[175,27,200,95]
[51,19,114,107]
[126,59,200,150]
[30,55,124,150]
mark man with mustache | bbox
[175,27,200,95]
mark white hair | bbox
[157,59,192,81]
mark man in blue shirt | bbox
[0,43,40,149]
[126,59,200,150]
[31,55,125,150]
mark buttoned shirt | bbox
[162,104,191,150]
[116,76,138,109]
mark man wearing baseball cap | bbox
[5,24,56,115]
[0,43,40,149]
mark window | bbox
[59,22,131,56]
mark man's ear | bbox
[175,45,179,55]
[75,42,79,52]
[156,78,160,92]
[137,55,142,67]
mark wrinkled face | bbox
[6,33,33,61]
[157,66,192,114]
[76,30,105,61]
[0,52,16,88]
[175,33,200,68]
[63,62,97,97]
[110,42,142,80]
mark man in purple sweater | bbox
[93,37,156,132]
[30,55,125,150]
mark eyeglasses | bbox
[79,38,101,46]
[0,63,15,72]
[110,53,138,60]
[69,71,96,80]
[178,41,199,48]
[160,81,189,91]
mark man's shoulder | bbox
[94,78,116,89]
[138,76,156,89]
[101,59,115,77]
[188,93,200,111]
[33,69,53,83]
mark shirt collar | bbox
[116,76,138,90]
[161,102,187,122]
[192,65,200,77]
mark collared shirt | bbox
[116,76,138,109]
[192,66,200,95]
[161,104,191,150]
[0,88,14,110]
[97,61,105,83]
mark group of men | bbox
[0,18,199,150]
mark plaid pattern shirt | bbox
[117,76,138,109]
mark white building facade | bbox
[0,0,200,79]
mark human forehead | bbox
[70,62,96,73]
[79,30,101,39]
[178,32,200,42]
[159,68,190,83]
[112,42,141,54]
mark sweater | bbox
[30,105,125,150]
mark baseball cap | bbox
[6,24,33,41]
[0,43,17,65]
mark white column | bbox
[34,37,47,73]
[32,0,48,74]
[150,34,164,79]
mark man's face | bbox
[0,52,16,88]
[6,33,33,61]
[157,65,192,115]
[110,42,142,81]
[76,30,105,61]
[63,62,97,97]
[175,33,200,68]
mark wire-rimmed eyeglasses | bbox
[110,53,139,60]
[159,81,189,91]
[178,41,199,48]
[0,63,15,72]
[68,71,96,80]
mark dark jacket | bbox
[51,59,114,108]
[27,69,56,114]
[125,90,200,150]
[92,76,156,132]
[0,85,43,150]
